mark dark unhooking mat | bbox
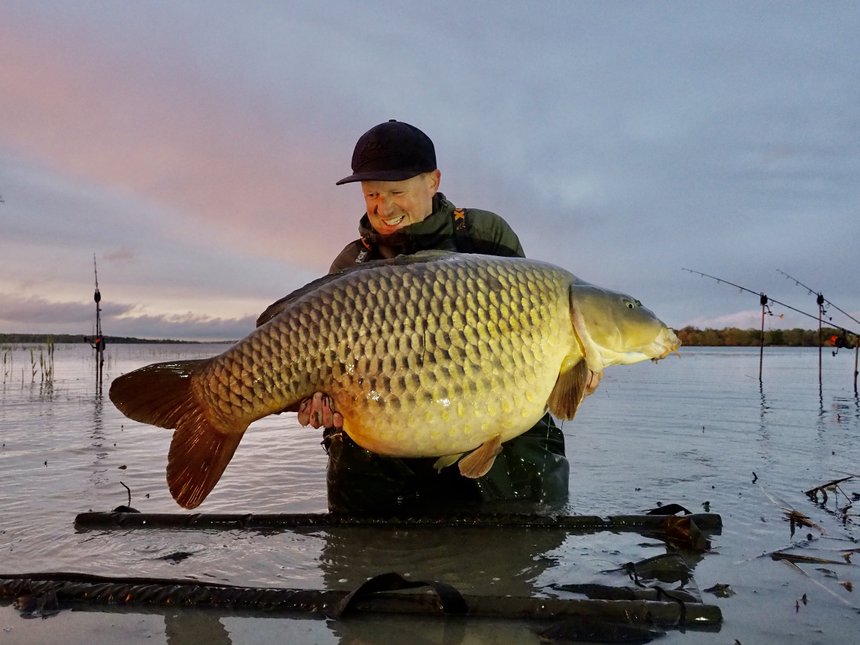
[2,512,723,634]
[0,570,721,626]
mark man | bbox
[288,120,570,514]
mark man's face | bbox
[361,170,440,235]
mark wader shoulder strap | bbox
[357,209,472,262]
[452,208,474,253]
[355,235,373,264]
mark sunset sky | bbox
[2,2,858,341]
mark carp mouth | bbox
[650,329,682,362]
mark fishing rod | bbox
[777,269,860,329]
[776,269,860,392]
[682,268,858,337]
[684,268,859,391]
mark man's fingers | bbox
[297,399,311,426]
[296,393,342,429]
[310,392,324,427]
[321,395,334,427]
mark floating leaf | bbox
[704,583,735,598]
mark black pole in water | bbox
[759,293,768,382]
[853,345,859,393]
[817,293,824,393]
[92,255,105,395]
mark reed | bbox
[1,347,10,384]
[41,338,55,384]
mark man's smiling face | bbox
[361,170,441,235]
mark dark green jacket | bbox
[329,193,524,273]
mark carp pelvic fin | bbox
[433,453,463,472]
[458,435,503,478]
[547,360,589,419]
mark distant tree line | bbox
[2,330,857,348]
[677,327,857,347]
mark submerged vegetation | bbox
[2,338,55,386]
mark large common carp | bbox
[110,252,680,508]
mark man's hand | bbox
[297,392,343,429]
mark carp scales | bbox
[109,251,680,508]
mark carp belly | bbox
[300,257,579,457]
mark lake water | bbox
[1,342,858,643]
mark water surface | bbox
[1,343,858,643]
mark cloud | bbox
[1,3,859,340]
[0,7,358,269]
[0,291,252,341]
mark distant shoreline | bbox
[0,333,234,345]
[1,327,855,348]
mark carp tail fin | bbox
[109,359,247,509]
[458,435,502,478]
[109,359,208,429]
[547,360,589,419]
[167,418,245,509]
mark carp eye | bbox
[623,298,641,309]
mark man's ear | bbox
[426,169,441,192]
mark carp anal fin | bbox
[458,435,502,478]
[547,360,589,419]
[167,417,245,509]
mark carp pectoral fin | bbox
[547,360,589,419]
[433,453,463,471]
[167,420,246,509]
[458,435,503,478]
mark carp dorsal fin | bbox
[547,360,589,419]
[458,435,503,478]
[255,251,462,327]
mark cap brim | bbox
[335,168,433,185]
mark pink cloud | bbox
[0,14,354,271]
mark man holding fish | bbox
[109,122,679,511]
[287,120,574,514]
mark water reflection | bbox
[165,611,230,645]
[317,525,565,598]
[89,395,109,487]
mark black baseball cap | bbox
[336,120,437,185]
